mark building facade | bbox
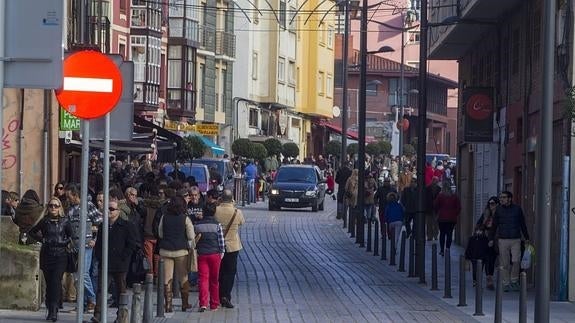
[429,0,573,300]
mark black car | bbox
[268,165,327,212]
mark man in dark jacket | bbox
[492,191,530,292]
[92,199,138,323]
[400,176,418,238]
[335,162,352,220]
[374,178,396,235]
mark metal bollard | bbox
[408,235,415,277]
[342,204,347,229]
[430,244,438,290]
[473,259,484,316]
[241,179,246,207]
[457,255,466,306]
[143,274,153,323]
[131,283,143,323]
[117,293,130,323]
[398,231,406,272]
[366,217,372,252]
[443,248,452,298]
[519,272,527,323]
[389,230,396,266]
[156,259,165,318]
[381,222,387,260]
[349,207,355,237]
[494,266,503,323]
[373,220,379,256]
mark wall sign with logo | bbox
[462,87,494,142]
[59,107,80,131]
[195,124,219,135]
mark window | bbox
[131,36,147,83]
[516,117,523,143]
[249,108,258,127]
[408,30,420,43]
[288,61,296,85]
[252,52,258,80]
[253,0,259,23]
[318,25,325,45]
[131,8,147,27]
[366,82,378,96]
[288,6,297,32]
[119,43,126,59]
[120,0,126,12]
[198,63,205,108]
[327,27,334,48]
[278,57,286,82]
[318,71,325,95]
[279,0,286,29]
[326,74,333,97]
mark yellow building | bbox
[296,0,336,158]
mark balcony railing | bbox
[215,30,236,58]
[198,25,216,52]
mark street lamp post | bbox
[339,0,350,168]
[356,0,368,247]
[415,0,428,284]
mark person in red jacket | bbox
[425,162,434,187]
[433,181,461,256]
[325,170,336,200]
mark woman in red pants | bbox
[194,202,226,312]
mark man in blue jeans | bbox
[65,184,102,313]
[244,160,258,204]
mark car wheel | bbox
[318,200,324,211]
[312,200,318,212]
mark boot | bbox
[486,275,495,290]
[49,304,58,322]
[180,281,191,311]
[164,280,173,313]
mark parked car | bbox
[192,158,236,191]
[268,165,326,212]
[163,163,211,193]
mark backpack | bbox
[464,233,489,260]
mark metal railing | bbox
[215,30,236,58]
[198,25,216,52]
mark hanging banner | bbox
[463,87,494,142]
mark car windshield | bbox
[195,160,224,176]
[190,166,207,182]
[276,168,317,183]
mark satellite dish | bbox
[332,106,341,117]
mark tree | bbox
[325,140,341,157]
[282,142,300,158]
[252,143,268,161]
[263,138,282,157]
[403,144,416,157]
[377,140,392,156]
[177,135,207,161]
[366,142,380,156]
[346,143,358,156]
[232,138,254,158]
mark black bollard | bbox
[349,207,355,237]
[430,244,438,290]
[519,272,527,323]
[457,255,466,306]
[156,259,165,318]
[381,223,387,261]
[373,220,379,256]
[342,204,347,229]
[473,259,484,316]
[443,248,452,298]
[143,274,153,323]
[398,231,406,272]
[408,235,415,277]
[241,179,246,207]
[366,217,372,252]
[494,266,503,323]
[389,229,396,266]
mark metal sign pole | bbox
[76,120,90,322]
[101,112,110,323]
[0,0,5,262]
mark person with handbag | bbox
[215,189,245,309]
[28,197,74,322]
[157,195,196,312]
[195,202,226,312]
[90,198,139,323]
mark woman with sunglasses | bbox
[28,197,73,322]
[477,196,499,289]
[53,182,68,210]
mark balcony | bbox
[198,25,216,53]
[428,0,521,59]
[215,31,236,58]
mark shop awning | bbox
[194,133,225,155]
[319,121,377,143]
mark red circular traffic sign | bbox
[56,51,122,120]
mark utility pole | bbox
[340,0,350,167]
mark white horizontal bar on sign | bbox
[63,77,113,93]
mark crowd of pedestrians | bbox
[334,153,530,294]
[2,155,245,322]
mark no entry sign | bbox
[56,51,123,119]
